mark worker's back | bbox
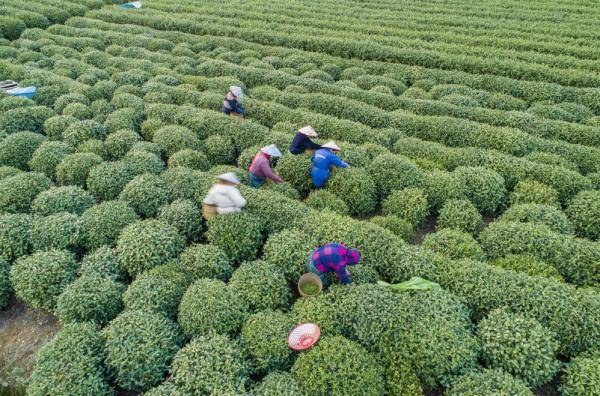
[312,148,336,169]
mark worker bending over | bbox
[221,86,244,117]
[308,243,361,286]
[311,141,349,188]
[248,144,284,187]
[202,173,247,218]
[289,125,321,155]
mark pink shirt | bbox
[248,153,283,183]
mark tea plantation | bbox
[0,0,599,394]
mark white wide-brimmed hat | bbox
[230,85,243,98]
[217,172,241,184]
[321,141,341,151]
[298,125,317,137]
[261,144,283,157]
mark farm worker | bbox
[310,141,349,188]
[221,85,245,117]
[248,144,284,188]
[202,173,247,216]
[307,243,361,286]
[289,125,321,155]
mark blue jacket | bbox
[311,148,349,188]
[221,95,244,115]
[289,132,321,154]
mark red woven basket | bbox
[288,323,321,351]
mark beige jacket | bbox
[203,184,247,214]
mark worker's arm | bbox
[306,139,321,150]
[227,188,247,208]
[331,153,349,169]
[260,160,283,183]
[230,99,244,114]
[335,267,352,285]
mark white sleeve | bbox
[227,187,247,208]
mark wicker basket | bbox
[202,203,218,220]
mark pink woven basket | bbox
[288,323,321,351]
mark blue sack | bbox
[119,1,142,8]
[7,86,36,99]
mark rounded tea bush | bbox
[370,215,414,242]
[205,212,263,262]
[422,170,466,212]
[161,166,213,202]
[437,199,484,235]
[566,190,600,240]
[157,199,201,242]
[0,259,10,310]
[422,229,485,261]
[382,188,429,227]
[119,174,172,217]
[0,131,47,169]
[368,153,424,199]
[509,180,559,207]
[500,203,573,235]
[253,371,302,396]
[28,141,74,178]
[0,171,52,213]
[63,120,107,148]
[290,293,341,336]
[447,369,533,396]
[0,165,21,180]
[77,139,108,159]
[153,125,200,156]
[105,129,141,160]
[10,249,78,311]
[262,228,319,282]
[490,254,563,281]
[43,115,78,141]
[55,275,125,325]
[116,219,185,278]
[203,134,236,165]
[86,161,136,201]
[81,200,139,250]
[328,168,377,216]
[262,181,300,200]
[385,362,424,396]
[123,272,186,318]
[29,212,83,252]
[304,189,349,215]
[0,106,54,134]
[56,152,103,188]
[274,154,313,196]
[169,333,249,395]
[229,261,291,313]
[178,278,248,338]
[79,246,126,282]
[0,213,32,261]
[478,308,560,388]
[103,310,183,392]
[241,311,295,374]
[122,149,165,176]
[291,335,385,396]
[454,166,506,214]
[175,243,233,281]
[559,354,600,396]
[168,149,210,171]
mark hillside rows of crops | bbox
[0,0,599,394]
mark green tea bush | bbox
[175,243,232,281]
[119,174,172,217]
[157,199,201,242]
[10,249,78,311]
[328,168,377,216]
[63,120,107,148]
[253,371,302,396]
[56,152,103,188]
[0,106,55,134]
[500,203,573,234]
[161,166,213,202]
[490,254,563,281]
[205,212,263,262]
[229,261,291,312]
[0,16,25,39]
[139,117,164,141]
[262,181,300,200]
[55,275,125,325]
[203,134,236,165]
[77,139,108,159]
[370,215,414,242]
[103,310,183,392]
[117,219,185,278]
[0,214,32,262]
[86,161,135,201]
[30,212,83,252]
[62,102,92,120]
[79,246,126,282]
[437,199,484,235]
[105,129,141,160]
[559,354,600,396]
[81,200,138,250]
[274,153,313,196]
[402,87,432,99]
[104,108,140,134]
[153,125,200,156]
[28,141,74,178]
[368,154,424,199]
[241,310,295,373]
[28,323,112,396]
[237,145,260,171]
[0,172,52,213]
[454,166,506,214]
[130,142,163,157]
[122,150,165,175]
[447,369,533,396]
[0,131,47,169]
[169,333,249,395]
[0,165,21,180]
[290,294,342,336]
[566,190,600,240]
[291,335,385,396]
[304,189,349,215]
[385,362,424,396]
[524,151,579,172]
[0,259,10,310]
[510,180,559,207]
[54,94,89,113]
[263,228,319,281]
[422,229,485,261]
[178,278,248,337]
[422,170,466,211]
[43,115,77,141]
[477,308,560,387]
[382,188,429,227]
[123,272,186,318]
[167,149,210,171]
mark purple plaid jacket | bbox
[311,243,361,284]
